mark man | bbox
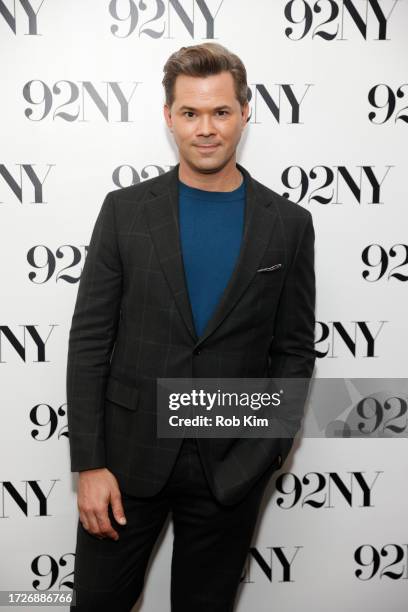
[67,42,316,611]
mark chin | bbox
[195,163,224,174]
[189,155,228,174]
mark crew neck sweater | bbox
[178,174,246,338]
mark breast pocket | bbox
[105,376,140,411]
[256,264,285,292]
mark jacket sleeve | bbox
[66,191,123,472]
[268,210,316,465]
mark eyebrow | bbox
[178,105,233,112]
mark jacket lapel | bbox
[143,162,279,348]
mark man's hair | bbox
[162,42,249,110]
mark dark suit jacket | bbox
[66,161,316,506]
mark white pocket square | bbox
[257,263,282,272]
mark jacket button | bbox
[193,348,201,355]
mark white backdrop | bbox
[1,1,407,610]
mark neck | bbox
[178,159,243,192]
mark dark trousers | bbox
[71,437,271,611]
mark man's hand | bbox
[77,468,127,540]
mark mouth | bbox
[194,144,220,152]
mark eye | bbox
[182,110,229,118]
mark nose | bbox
[197,114,216,137]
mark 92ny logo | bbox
[281,165,393,205]
[22,81,141,122]
[108,0,226,38]
[284,0,399,40]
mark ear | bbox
[241,102,250,127]
[163,104,173,131]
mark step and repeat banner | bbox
[1,1,407,610]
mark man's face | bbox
[164,70,249,174]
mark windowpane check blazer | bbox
[66,161,316,506]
